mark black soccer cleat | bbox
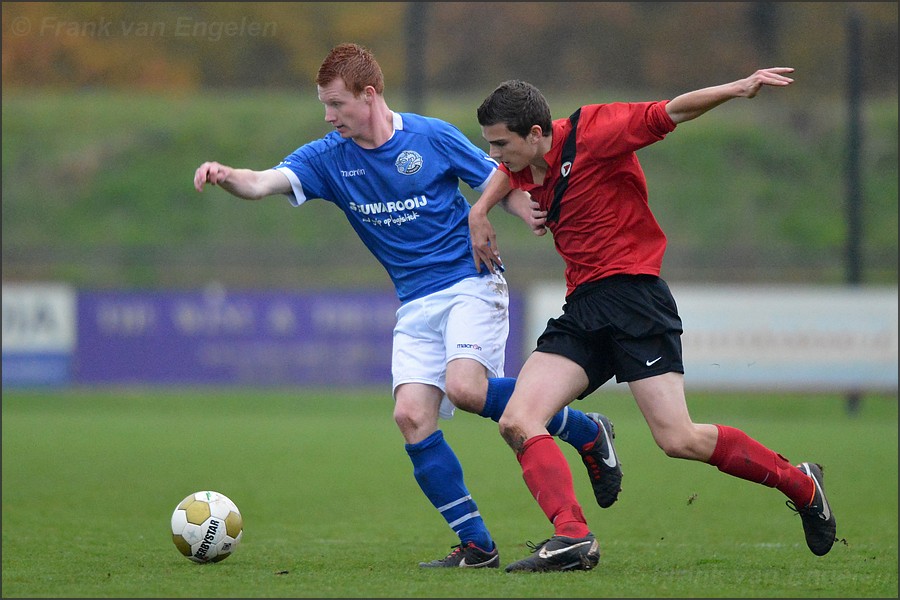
[580,413,623,508]
[418,541,499,568]
[504,534,600,573]
[787,462,837,556]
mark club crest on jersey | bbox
[395,150,423,175]
[561,161,573,177]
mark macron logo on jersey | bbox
[456,343,483,351]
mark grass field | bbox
[2,387,897,598]
[3,90,897,288]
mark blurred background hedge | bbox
[2,2,897,290]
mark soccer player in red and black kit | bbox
[469,67,837,573]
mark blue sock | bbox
[481,377,516,421]
[405,430,493,551]
[546,406,600,450]
[482,377,600,450]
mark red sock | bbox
[708,424,814,506]
[518,435,590,538]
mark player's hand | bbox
[740,67,794,98]
[529,198,548,236]
[194,161,232,192]
[469,209,502,273]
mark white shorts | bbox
[392,272,509,420]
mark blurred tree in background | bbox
[2,2,897,290]
[3,2,897,96]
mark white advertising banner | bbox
[526,283,898,393]
[2,282,76,385]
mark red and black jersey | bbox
[500,101,677,296]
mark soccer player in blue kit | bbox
[193,43,623,569]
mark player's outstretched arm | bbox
[193,161,290,200]
[666,67,794,125]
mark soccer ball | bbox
[171,490,243,563]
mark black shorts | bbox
[533,274,684,398]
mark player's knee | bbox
[393,403,428,435]
[498,417,525,452]
[656,429,704,460]
[444,379,484,413]
[659,441,690,459]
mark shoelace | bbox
[785,499,827,521]
[524,539,551,554]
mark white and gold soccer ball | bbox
[171,490,243,563]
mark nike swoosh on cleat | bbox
[599,422,617,468]
[538,541,592,559]
[807,467,831,521]
[645,357,662,367]
[459,557,490,567]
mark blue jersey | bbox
[274,112,498,303]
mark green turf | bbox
[2,388,897,598]
[3,90,897,288]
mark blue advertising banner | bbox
[77,288,398,385]
[76,288,526,386]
